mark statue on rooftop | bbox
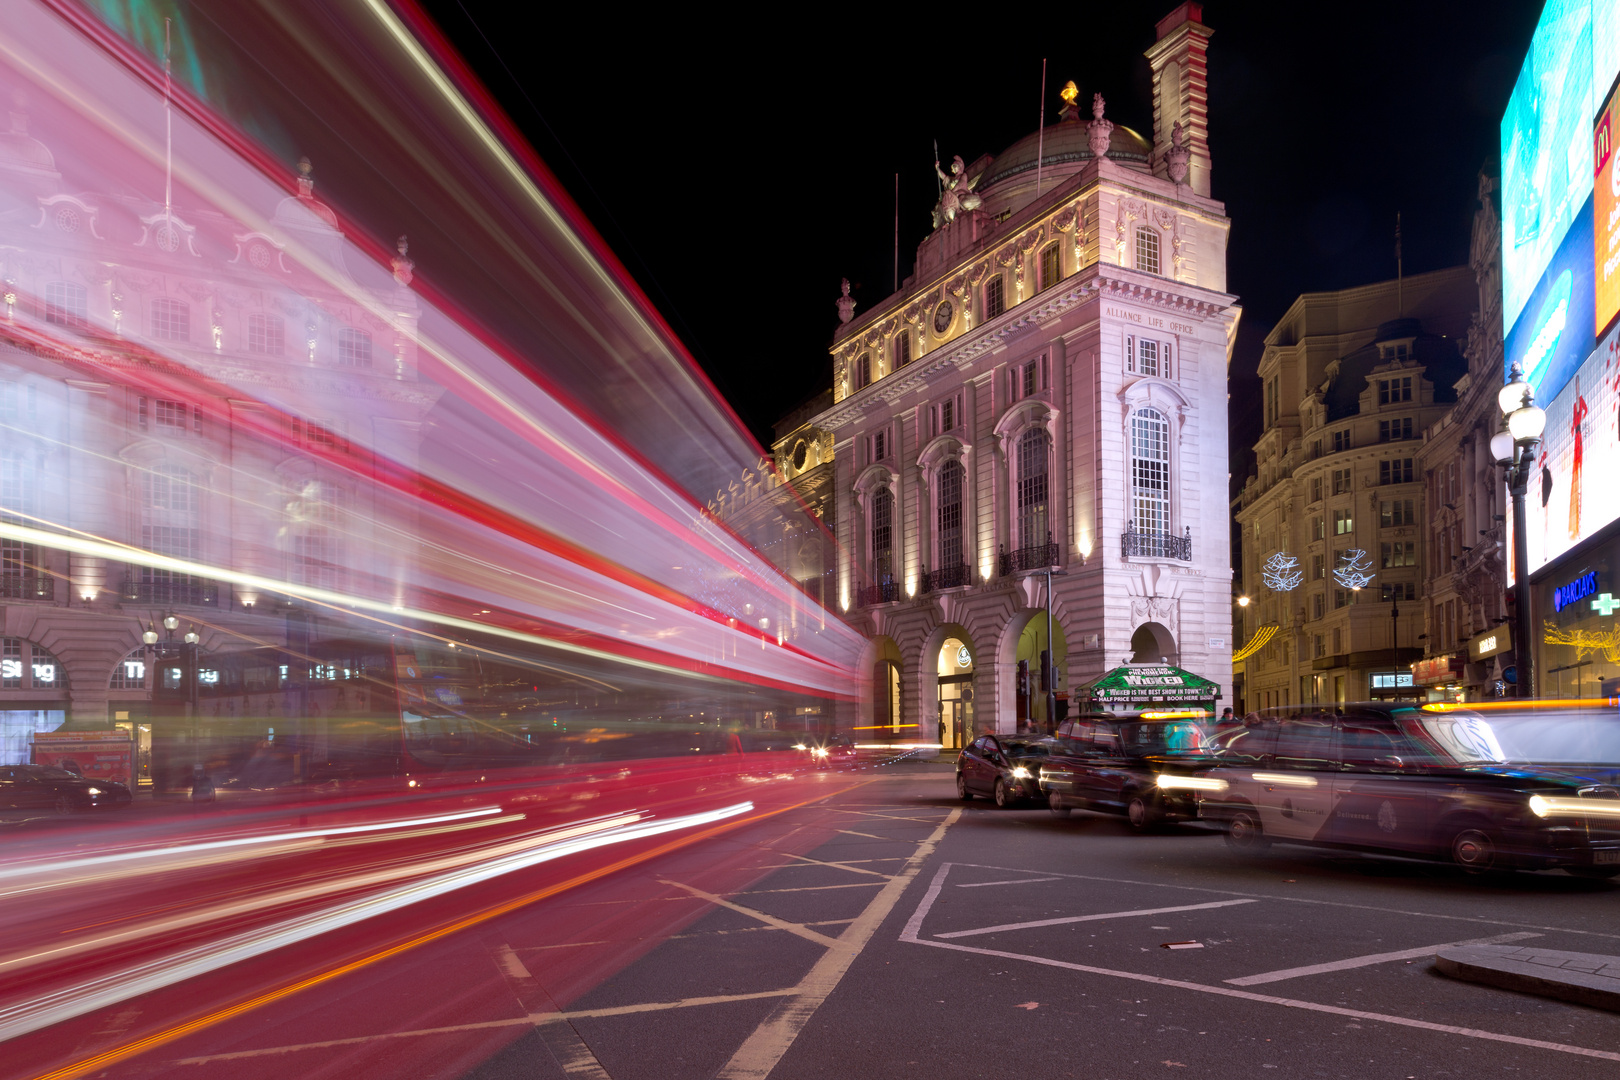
[931,154,983,229]
[836,278,856,325]
[1088,93,1114,159]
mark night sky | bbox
[422,2,1542,487]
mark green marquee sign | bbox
[1073,664,1221,704]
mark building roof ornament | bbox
[931,154,983,229]
[1165,121,1190,185]
[1087,93,1114,159]
[836,277,855,325]
[392,235,414,287]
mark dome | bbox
[273,191,339,231]
[0,129,55,174]
[980,119,1152,191]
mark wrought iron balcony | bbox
[855,578,901,607]
[0,573,54,600]
[120,576,220,606]
[1122,525,1192,561]
[922,564,972,592]
[998,535,1060,576]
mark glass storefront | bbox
[1535,526,1620,699]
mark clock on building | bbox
[933,299,954,334]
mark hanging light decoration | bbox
[1260,552,1303,592]
[1333,549,1376,591]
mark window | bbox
[871,429,887,462]
[871,486,894,586]
[1380,541,1417,568]
[1017,427,1051,546]
[1,638,18,689]
[1010,355,1048,400]
[940,396,954,432]
[1331,468,1352,496]
[1378,417,1413,442]
[31,646,58,689]
[1379,499,1415,527]
[150,298,189,341]
[1334,589,1350,609]
[45,282,88,329]
[1310,554,1325,580]
[1265,378,1278,427]
[855,353,871,389]
[291,481,343,591]
[1313,632,1325,656]
[109,650,147,690]
[1378,377,1412,404]
[1333,628,1343,653]
[1333,509,1353,535]
[0,382,35,426]
[247,312,285,355]
[937,461,964,569]
[894,330,911,368]
[1332,429,1352,453]
[141,464,201,596]
[1381,343,1411,363]
[1135,226,1160,275]
[338,328,373,367]
[1313,594,1325,619]
[1311,516,1325,541]
[1380,581,1416,601]
[154,399,188,432]
[1310,477,1323,503]
[1137,339,1160,377]
[1379,458,1414,485]
[1130,408,1170,537]
[984,276,1005,319]
[1040,244,1060,291]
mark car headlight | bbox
[1155,774,1227,792]
[84,787,102,796]
[813,747,830,758]
[1529,794,1551,818]
[1011,766,1032,779]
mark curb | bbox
[1434,944,1620,1013]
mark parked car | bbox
[1040,712,1218,828]
[0,764,132,815]
[956,734,1055,807]
[1197,703,1620,875]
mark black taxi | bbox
[1198,702,1620,875]
[1039,712,1221,828]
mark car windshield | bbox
[1000,739,1052,757]
[1401,714,1507,765]
[1450,710,1620,765]
[1119,721,1213,757]
[21,765,79,780]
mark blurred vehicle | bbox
[796,735,856,767]
[956,734,1054,807]
[1041,712,1217,828]
[0,765,132,815]
[1198,703,1620,875]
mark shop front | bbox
[1465,623,1512,700]
[1535,535,1620,699]
[1410,654,1465,703]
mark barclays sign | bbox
[1553,571,1600,613]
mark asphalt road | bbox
[21,764,1620,1079]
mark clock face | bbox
[933,300,954,334]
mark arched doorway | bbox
[870,636,904,740]
[936,633,976,750]
[1130,622,1178,665]
[1015,614,1067,731]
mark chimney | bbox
[1145,3,1213,197]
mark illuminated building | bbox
[793,4,1240,744]
[1233,267,1475,709]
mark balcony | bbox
[855,578,901,607]
[998,535,1060,576]
[121,576,220,607]
[922,564,972,592]
[0,573,54,601]
[1123,525,1192,561]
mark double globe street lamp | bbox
[1490,361,1546,700]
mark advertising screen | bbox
[1505,195,1596,402]
[1501,0,1594,341]
[1508,320,1620,579]
[1597,79,1620,336]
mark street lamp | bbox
[1494,360,1546,700]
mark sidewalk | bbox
[1435,944,1620,1012]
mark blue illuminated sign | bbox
[1505,195,1596,402]
[1553,570,1600,611]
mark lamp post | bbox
[1041,568,1067,735]
[1491,361,1546,700]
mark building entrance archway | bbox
[1130,621,1178,665]
[869,636,904,740]
[935,630,976,750]
[1015,613,1068,731]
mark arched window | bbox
[1131,408,1171,535]
[1,638,61,690]
[141,464,201,601]
[150,298,189,341]
[110,650,147,690]
[338,328,373,367]
[45,282,88,329]
[1135,226,1161,275]
[247,312,285,355]
[1016,428,1050,548]
[0,450,43,600]
[871,486,894,591]
[937,460,964,571]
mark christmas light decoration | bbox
[1261,552,1303,592]
[1333,549,1375,591]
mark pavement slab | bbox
[1435,943,1620,1012]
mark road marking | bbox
[713,808,961,1080]
[660,881,844,949]
[1224,932,1543,985]
[495,944,533,981]
[956,877,1065,888]
[767,851,896,879]
[167,991,805,1064]
[33,783,875,1080]
[537,1020,613,1079]
[936,899,1259,939]
[835,829,896,841]
[901,864,1620,1064]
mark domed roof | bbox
[0,129,55,174]
[980,118,1151,190]
[272,159,340,232]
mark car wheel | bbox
[1223,805,1269,852]
[1048,791,1071,817]
[956,772,973,801]
[1446,823,1500,873]
[994,778,1013,808]
[1126,793,1153,831]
